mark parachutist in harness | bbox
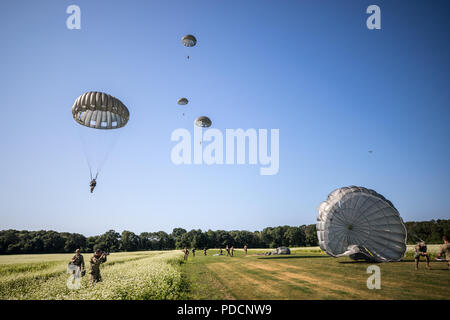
[72,91,129,195]
[90,179,97,193]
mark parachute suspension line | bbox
[77,127,95,181]
[93,130,122,180]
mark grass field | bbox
[0,251,188,299]
[184,246,449,300]
[0,246,448,300]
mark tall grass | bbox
[0,251,188,300]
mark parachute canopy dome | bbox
[316,186,407,262]
[195,116,212,128]
[72,92,130,129]
[177,98,189,106]
[182,34,197,47]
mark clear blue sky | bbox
[0,0,449,236]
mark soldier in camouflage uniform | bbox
[71,249,85,275]
[437,236,450,270]
[183,247,189,261]
[89,249,107,285]
[415,241,431,270]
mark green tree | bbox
[96,230,120,252]
[120,230,139,251]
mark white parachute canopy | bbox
[316,186,407,262]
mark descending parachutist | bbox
[90,178,97,193]
[72,91,129,193]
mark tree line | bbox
[0,219,448,254]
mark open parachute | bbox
[72,91,130,184]
[194,116,212,128]
[177,98,189,106]
[72,91,129,129]
[181,34,197,47]
[316,186,407,262]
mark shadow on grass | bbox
[338,261,380,264]
[256,255,328,260]
[338,259,446,264]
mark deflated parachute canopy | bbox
[194,116,212,128]
[182,34,197,47]
[316,186,407,262]
[275,247,291,255]
[72,91,130,129]
[177,98,189,105]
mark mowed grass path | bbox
[183,247,450,300]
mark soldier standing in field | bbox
[415,241,431,270]
[244,244,248,256]
[183,247,189,261]
[225,245,230,256]
[203,247,207,256]
[71,248,85,276]
[230,246,234,257]
[192,248,196,257]
[437,235,450,270]
[89,249,107,285]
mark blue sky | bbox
[0,0,448,236]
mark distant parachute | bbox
[316,186,407,262]
[72,92,129,129]
[182,34,197,47]
[195,116,212,128]
[177,98,189,106]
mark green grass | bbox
[0,247,448,300]
[182,247,450,300]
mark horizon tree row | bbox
[0,219,448,254]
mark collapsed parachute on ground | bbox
[275,247,291,255]
[316,186,407,262]
[177,98,189,105]
[182,34,197,47]
[195,116,212,128]
[72,92,130,129]
[262,247,291,256]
